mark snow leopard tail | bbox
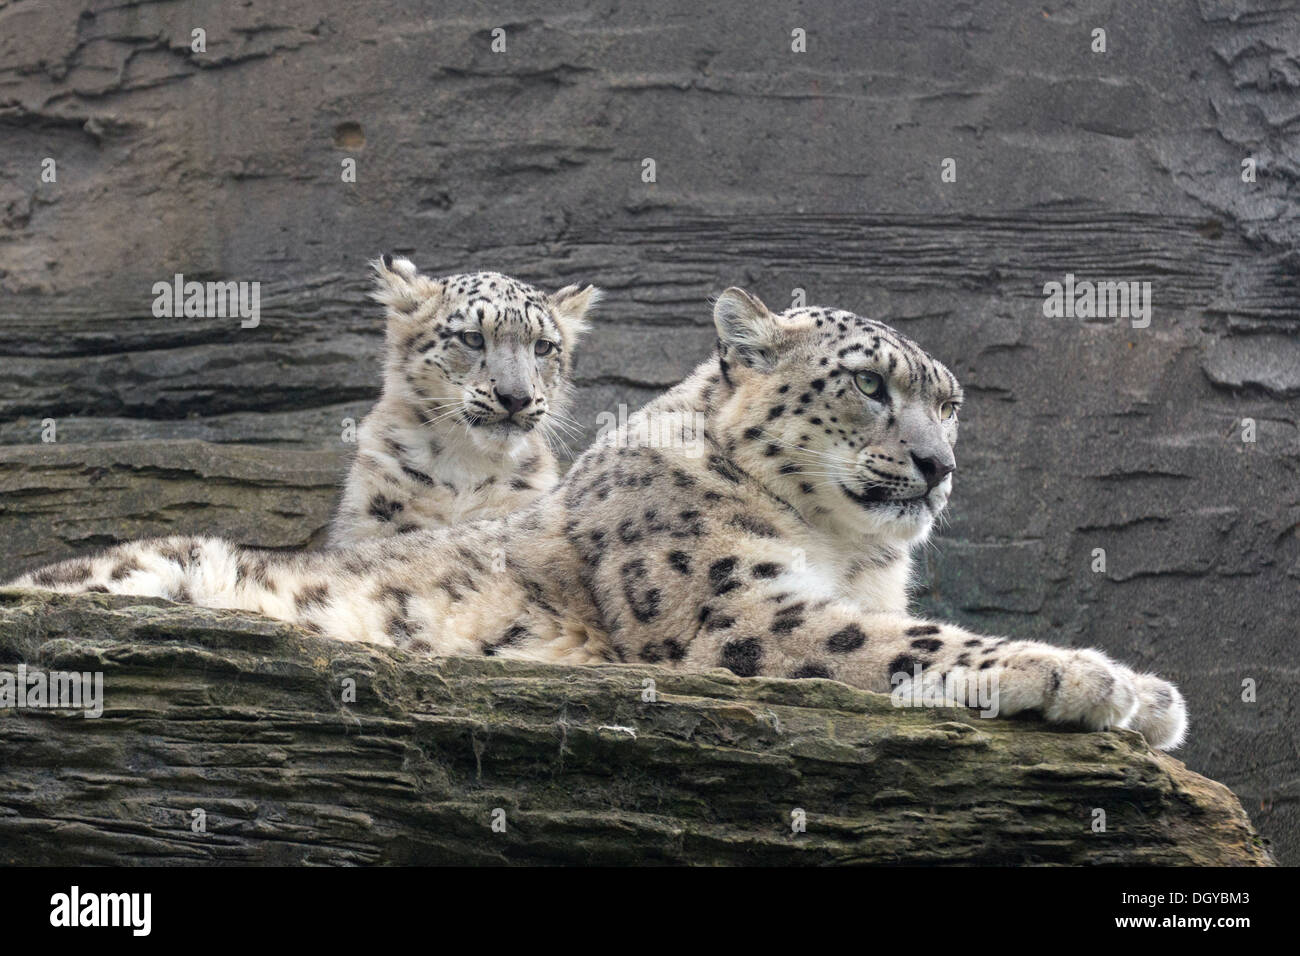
[8,535,269,610]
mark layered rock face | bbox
[0,1,1295,860]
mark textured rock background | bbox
[0,1,1296,860]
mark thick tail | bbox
[9,535,254,610]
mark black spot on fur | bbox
[621,558,662,623]
[751,562,783,579]
[454,548,486,575]
[388,616,414,644]
[708,557,741,595]
[790,663,831,679]
[483,624,531,657]
[158,544,194,569]
[668,550,692,575]
[827,624,867,653]
[771,609,804,634]
[729,514,778,538]
[237,554,277,590]
[708,455,745,484]
[32,561,90,588]
[718,355,733,387]
[906,625,941,637]
[402,465,435,486]
[889,654,922,679]
[720,638,763,677]
[109,558,143,582]
[295,583,331,611]
[673,509,704,538]
[910,637,943,652]
[369,495,403,522]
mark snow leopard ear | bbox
[713,287,784,371]
[549,284,601,342]
[370,255,442,320]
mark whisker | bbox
[752,428,859,467]
[422,408,469,428]
[546,418,584,440]
[546,412,586,434]
[539,421,574,460]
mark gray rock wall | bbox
[1,1,1296,860]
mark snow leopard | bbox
[9,287,1187,750]
[327,258,597,546]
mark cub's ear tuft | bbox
[713,287,784,371]
[370,255,436,316]
[549,284,601,341]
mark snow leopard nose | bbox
[911,451,955,490]
[494,389,532,416]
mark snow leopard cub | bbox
[327,257,598,547]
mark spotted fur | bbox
[10,287,1187,751]
[328,258,598,546]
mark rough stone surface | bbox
[0,591,1275,866]
[0,1,1296,860]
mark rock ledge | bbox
[0,590,1275,866]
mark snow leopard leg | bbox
[682,592,1187,750]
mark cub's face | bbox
[373,261,598,451]
[714,288,962,544]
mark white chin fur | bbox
[468,422,534,454]
[853,494,944,545]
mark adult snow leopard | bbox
[327,257,597,546]
[9,287,1187,750]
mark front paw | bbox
[995,643,1140,733]
[1126,673,1188,751]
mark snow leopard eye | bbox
[534,340,555,357]
[940,401,958,420]
[460,330,485,349]
[854,370,884,399]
